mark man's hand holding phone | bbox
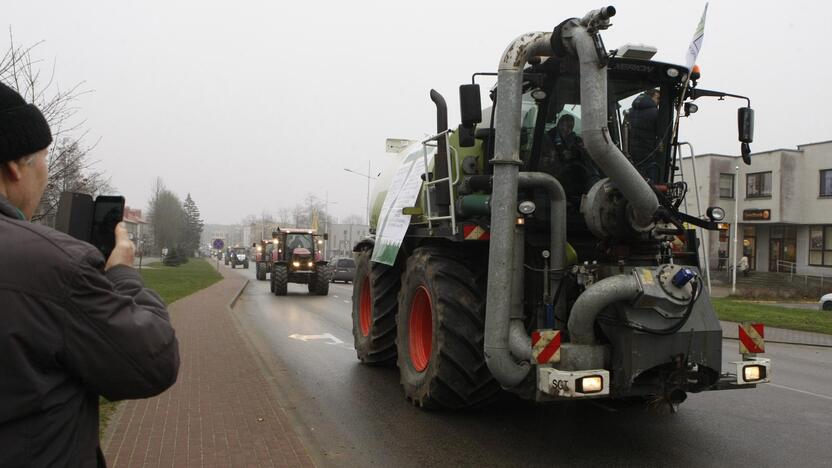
[105,222,135,271]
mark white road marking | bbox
[333,295,338,298]
[288,332,355,351]
[343,300,350,304]
[767,383,832,401]
[289,333,344,345]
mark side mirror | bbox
[738,107,754,165]
[252,243,257,247]
[459,84,482,127]
[323,233,329,240]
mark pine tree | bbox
[183,193,204,257]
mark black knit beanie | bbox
[0,81,53,163]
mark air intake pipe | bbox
[563,13,660,229]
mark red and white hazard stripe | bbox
[463,225,490,241]
[739,322,765,354]
[531,330,561,364]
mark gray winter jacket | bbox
[0,194,179,467]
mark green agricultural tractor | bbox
[351,6,770,410]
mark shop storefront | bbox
[681,140,832,276]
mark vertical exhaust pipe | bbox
[430,90,451,210]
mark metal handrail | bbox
[776,259,797,276]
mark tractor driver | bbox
[627,88,662,181]
[539,113,599,195]
[287,234,306,253]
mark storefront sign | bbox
[743,209,771,221]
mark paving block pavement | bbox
[102,265,315,467]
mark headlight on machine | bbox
[733,358,771,385]
[292,261,301,268]
[308,261,314,267]
[743,364,766,382]
[575,375,604,394]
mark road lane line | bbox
[343,300,350,304]
[767,383,832,401]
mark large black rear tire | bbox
[272,264,288,296]
[351,249,400,366]
[396,246,499,409]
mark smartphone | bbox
[90,195,125,258]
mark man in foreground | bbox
[0,82,180,467]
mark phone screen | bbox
[90,196,125,258]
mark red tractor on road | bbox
[270,228,332,296]
[253,239,277,281]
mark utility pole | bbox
[731,164,740,295]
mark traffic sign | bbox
[212,238,225,250]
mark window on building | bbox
[719,173,734,198]
[746,171,772,198]
[821,169,832,197]
[809,226,832,267]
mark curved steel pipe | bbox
[568,273,641,345]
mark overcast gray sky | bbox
[6,0,830,224]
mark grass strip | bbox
[712,298,832,335]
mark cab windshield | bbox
[285,234,313,251]
[524,64,679,191]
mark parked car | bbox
[820,293,832,311]
[330,257,356,283]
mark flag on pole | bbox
[685,3,709,71]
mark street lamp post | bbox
[323,191,337,260]
[344,162,376,225]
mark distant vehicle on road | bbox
[228,247,249,269]
[820,293,832,311]
[331,257,356,283]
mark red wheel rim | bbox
[359,275,372,337]
[409,285,433,372]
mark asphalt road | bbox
[227,265,832,468]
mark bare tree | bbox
[1,30,108,225]
[341,214,365,225]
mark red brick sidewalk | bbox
[102,265,315,467]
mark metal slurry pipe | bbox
[568,273,641,345]
[509,227,531,361]
[507,172,568,362]
[485,32,554,387]
[570,26,660,229]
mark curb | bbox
[225,280,325,467]
[228,279,250,309]
[721,335,832,349]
